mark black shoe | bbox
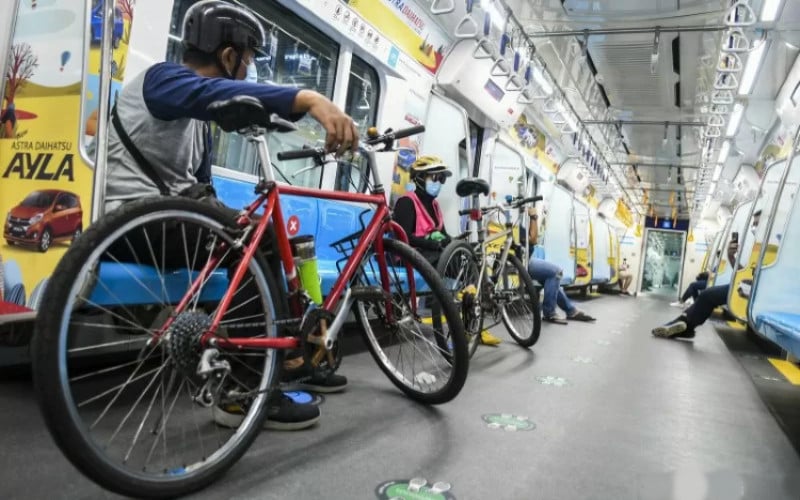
[281,365,348,393]
[652,318,691,338]
[213,392,320,431]
[265,393,321,430]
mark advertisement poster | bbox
[509,114,560,174]
[344,0,452,74]
[1,0,135,312]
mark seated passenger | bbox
[393,157,502,346]
[393,156,453,266]
[106,1,356,430]
[670,271,709,308]
[618,258,633,295]
[653,211,760,339]
[525,207,595,324]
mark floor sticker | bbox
[481,413,535,431]
[536,375,570,386]
[284,391,325,405]
[595,339,611,346]
[376,478,455,499]
[571,356,594,364]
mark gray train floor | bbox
[2,294,800,499]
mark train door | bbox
[640,227,685,298]
[728,160,800,322]
[572,200,592,287]
[421,93,473,234]
[542,185,576,286]
[590,214,611,284]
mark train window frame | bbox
[165,0,340,189]
[335,55,380,193]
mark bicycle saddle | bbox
[456,177,490,197]
[206,96,298,133]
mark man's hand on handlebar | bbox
[296,90,359,156]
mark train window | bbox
[345,56,380,136]
[166,0,339,187]
[335,56,380,193]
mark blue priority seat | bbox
[90,263,229,306]
[754,312,800,357]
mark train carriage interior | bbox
[3,0,800,498]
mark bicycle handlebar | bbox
[458,195,543,217]
[364,125,426,146]
[276,147,326,161]
[276,125,426,162]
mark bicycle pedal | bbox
[350,285,391,302]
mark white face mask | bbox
[245,62,258,83]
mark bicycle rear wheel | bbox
[354,238,468,404]
[31,197,285,499]
[496,254,541,347]
[436,240,483,358]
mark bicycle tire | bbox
[355,238,468,404]
[498,254,541,347]
[31,197,286,499]
[435,240,483,358]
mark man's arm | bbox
[143,63,358,154]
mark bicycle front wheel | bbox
[496,254,541,347]
[355,238,469,404]
[436,240,483,358]
[31,197,285,499]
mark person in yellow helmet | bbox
[393,155,502,346]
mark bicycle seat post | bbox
[247,128,276,183]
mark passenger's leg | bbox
[652,285,729,339]
[556,288,596,322]
[528,258,563,321]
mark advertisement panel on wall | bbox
[344,0,452,75]
[508,115,560,175]
[1,0,136,314]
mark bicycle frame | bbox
[164,130,411,353]
[471,205,526,292]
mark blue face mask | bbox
[245,62,258,83]
[425,180,442,197]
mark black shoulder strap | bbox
[111,104,170,196]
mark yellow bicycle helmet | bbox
[410,155,453,185]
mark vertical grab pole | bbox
[90,0,117,222]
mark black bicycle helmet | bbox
[182,0,266,53]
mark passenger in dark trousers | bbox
[653,211,760,338]
[105,1,358,429]
[670,271,709,307]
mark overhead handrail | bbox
[705,126,722,138]
[710,104,730,115]
[714,72,739,90]
[505,73,524,92]
[491,58,511,77]
[430,0,456,15]
[708,115,725,127]
[712,89,735,105]
[725,1,757,27]
[722,28,751,53]
[473,37,496,59]
[455,0,480,39]
[718,52,744,73]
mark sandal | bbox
[568,311,596,322]
[543,316,568,325]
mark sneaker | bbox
[281,364,348,393]
[651,319,689,338]
[670,301,684,307]
[213,392,320,431]
[480,330,502,346]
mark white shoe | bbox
[684,298,694,308]
[670,301,684,307]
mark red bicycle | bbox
[31,96,468,498]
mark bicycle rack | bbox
[722,28,751,53]
[430,0,456,15]
[725,1,757,27]
[718,52,744,73]
[714,72,739,90]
